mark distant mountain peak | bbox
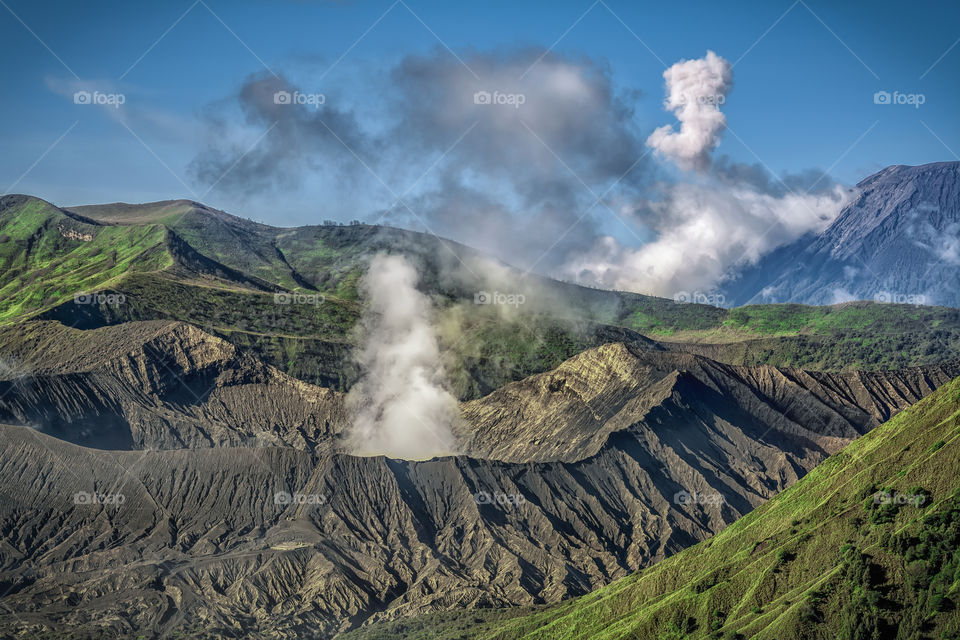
[724,161,960,306]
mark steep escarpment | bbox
[3,323,954,461]
[461,342,960,463]
[0,338,956,637]
[0,426,808,639]
[360,378,960,640]
[0,320,347,450]
[724,161,960,305]
[3,179,960,639]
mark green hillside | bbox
[0,196,171,322]
[5,194,960,394]
[344,375,960,639]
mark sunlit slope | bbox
[344,375,960,640]
[8,194,960,393]
[0,195,171,322]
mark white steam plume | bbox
[345,253,460,460]
[565,182,849,297]
[646,50,732,171]
[562,51,849,297]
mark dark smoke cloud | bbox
[189,72,370,196]
[712,155,839,197]
[191,49,656,272]
[373,50,654,271]
[190,49,847,295]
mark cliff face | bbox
[461,342,960,463]
[2,321,953,459]
[2,176,960,637]
[0,324,956,638]
[0,321,348,450]
[0,426,831,639]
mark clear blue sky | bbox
[1,0,958,226]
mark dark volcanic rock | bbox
[0,320,347,450]
[0,335,957,637]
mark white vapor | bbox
[646,50,732,171]
[565,183,849,297]
[562,51,850,298]
[345,253,460,460]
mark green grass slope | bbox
[10,194,960,389]
[342,375,960,640]
[0,195,171,322]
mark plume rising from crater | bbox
[345,253,460,459]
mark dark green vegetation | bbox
[3,194,960,400]
[345,376,960,639]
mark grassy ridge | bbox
[625,298,960,339]
[0,197,170,322]
[344,377,960,639]
[5,194,960,392]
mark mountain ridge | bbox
[343,371,960,640]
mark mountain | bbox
[343,373,960,640]
[1,183,959,638]
[0,320,347,450]
[0,332,956,637]
[724,161,960,306]
[5,193,960,394]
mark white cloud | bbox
[561,50,850,298]
[564,182,849,297]
[646,51,732,171]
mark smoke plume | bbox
[193,49,847,300]
[646,50,732,171]
[562,51,849,297]
[345,253,460,459]
[564,182,848,297]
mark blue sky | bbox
[1,0,958,231]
